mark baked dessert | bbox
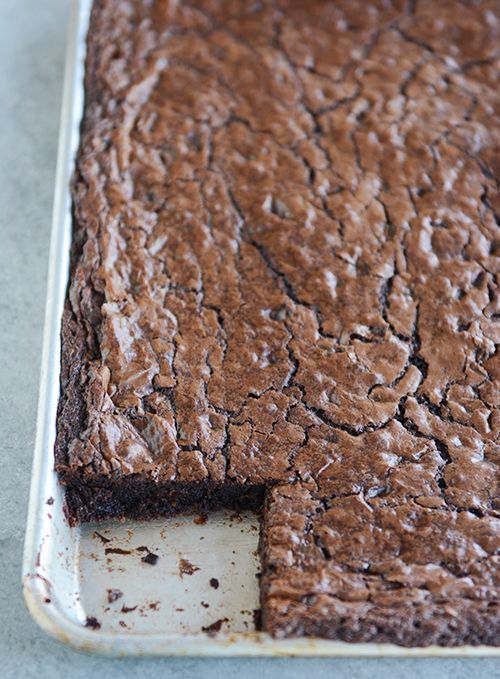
[56,0,500,646]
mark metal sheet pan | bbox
[22,0,500,657]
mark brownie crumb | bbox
[106,588,124,603]
[84,616,101,630]
[105,547,132,555]
[202,618,228,636]
[46,497,54,506]
[93,531,111,544]
[253,609,262,631]
[194,513,208,525]
[121,605,137,613]
[141,552,159,565]
[201,601,210,608]
[179,558,199,576]
[209,578,219,589]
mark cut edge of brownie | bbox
[59,473,265,525]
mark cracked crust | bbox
[261,483,500,645]
[56,0,499,645]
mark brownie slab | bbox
[261,484,499,645]
[56,0,499,645]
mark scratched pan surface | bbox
[22,0,499,657]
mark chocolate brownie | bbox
[56,0,500,645]
[261,480,499,645]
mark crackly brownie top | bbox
[58,0,499,518]
[260,483,500,644]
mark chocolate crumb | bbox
[141,552,159,565]
[179,558,200,576]
[84,616,101,630]
[105,547,131,555]
[194,513,208,525]
[46,497,54,506]
[209,578,220,589]
[93,531,111,544]
[136,545,150,552]
[202,617,228,636]
[201,601,210,608]
[253,609,262,631]
[119,620,127,628]
[107,588,124,603]
[121,604,137,613]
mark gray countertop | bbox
[0,1,497,676]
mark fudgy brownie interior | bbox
[56,0,500,645]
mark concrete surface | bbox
[0,1,497,677]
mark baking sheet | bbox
[22,0,500,657]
